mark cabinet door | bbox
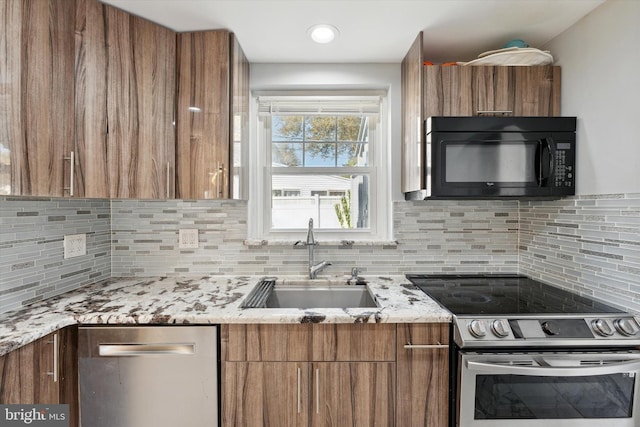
[0,0,75,197]
[401,32,424,193]
[176,30,231,199]
[396,323,449,427]
[75,0,176,199]
[310,362,395,427]
[230,33,250,199]
[222,362,308,427]
[0,329,78,426]
[0,331,60,404]
[424,65,560,118]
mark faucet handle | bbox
[351,267,360,279]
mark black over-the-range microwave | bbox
[404,116,577,200]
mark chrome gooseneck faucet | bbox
[295,218,331,279]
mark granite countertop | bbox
[0,275,452,356]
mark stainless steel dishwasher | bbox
[78,326,218,427]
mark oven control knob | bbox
[614,318,639,336]
[541,321,560,336]
[468,320,487,338]
[591,319,614,337]
[490,319,510,338]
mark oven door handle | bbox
[466,359,640,377]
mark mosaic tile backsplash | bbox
[519,194,640,311]
[1,197,111,314]
[1,193,639,314]
[110,199,520,277]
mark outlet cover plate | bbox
[179,229,199,249]
[64,233,86,259]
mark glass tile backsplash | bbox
[1,194,638,314]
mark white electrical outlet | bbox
[179,229,199,249]
[64,233,86,259]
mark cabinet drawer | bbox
[222,323,396,362]
[311,323,395,362]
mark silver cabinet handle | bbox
[166,162,171,199]
[63,151,74,196]
[315,368,320,414]
[46,333,59,383]
[476,110,513,115]
[98,343,195,356]
[297,367,302,414]
[216,162,223,198]
[467,359,640,377]
[404,342,448,349]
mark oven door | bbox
[458,351,640,427]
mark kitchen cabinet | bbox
[221,323,396,426]
[1,0,176,199]
[400,32,561,194]
[176,30,250,199]
[0,326,78,427]
[424,64,560,118]
[401,32,424,196]
[74,0,176,199]
[396,323,449,427]
[0,0,75,197]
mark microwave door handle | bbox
[539,137,556,185]
[466,359,640,377]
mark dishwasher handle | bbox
[98,343,196,356]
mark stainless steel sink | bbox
[265,285,377,309]
[241,278,378,309]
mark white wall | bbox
[544,0,640,195]
[250,63,403,200]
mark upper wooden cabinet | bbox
[75,0,176,199]
[0,0,75,197]
[176,30,250,200]
[401,32,561,193]
[424,64,560,118]
[2,0,249,200]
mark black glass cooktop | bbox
[406,274,623,315]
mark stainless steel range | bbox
[406,274,640,427]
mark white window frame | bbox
[248,91,390,243]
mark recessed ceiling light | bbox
[308,24,339,44]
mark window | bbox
[251,93,389,241]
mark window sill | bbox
[244,239,398,249]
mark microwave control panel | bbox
[553,142,574,188]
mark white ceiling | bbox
[101,0,606,64]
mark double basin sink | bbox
[241,278,378,309]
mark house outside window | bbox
[251,93,389,242]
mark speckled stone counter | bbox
[0,275,451,356]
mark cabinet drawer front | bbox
[311,323,396,362]
[222,323,396,362]
[222,324,312,361]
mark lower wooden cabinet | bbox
[396,323,449,427]
[221,323,449,427]
[0,326,78,427]
[223,361,395,427]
